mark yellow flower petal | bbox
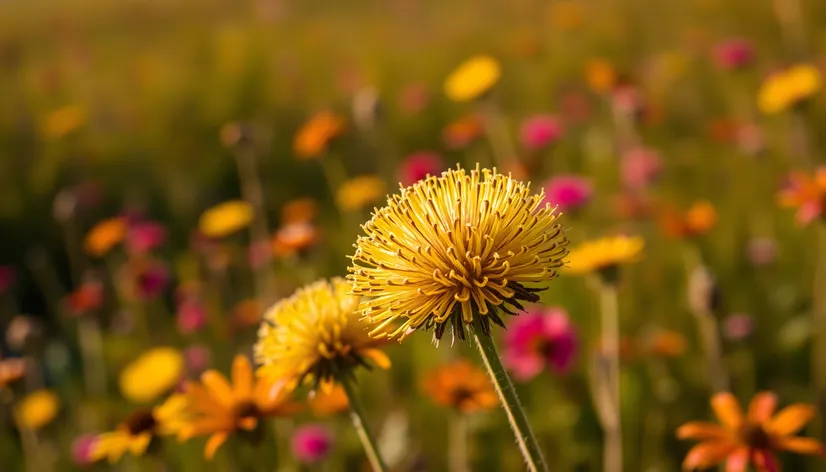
[711,392,743,430]
[201,370,236,409]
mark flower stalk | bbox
[340,378,389,472]
[473,323,549,472]
[596,280,622,472]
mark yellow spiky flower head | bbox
[348,166,569,343]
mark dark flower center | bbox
[234,401,260,419]
[451,387,475,408]
[740,422,771,450]
[123,409,157,436]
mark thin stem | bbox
[597,283,622,472]
[473,329,549,472]
[697,313,728,393]
[449,413,469,472]
[339,378,389,472]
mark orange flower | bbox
[281,198,319,225]
[421,360,497,414]
[643,330,687,358]
[308,385,349,417]
[0,358,26,389]
[65,281,104,316]
[293,111,346,159]
[442,114,484,150]
[231,299,262,330]
[271,222,319,258]
[585,59,617,94]
[659,201,717,238]
[678,392,825,471]
[777,168,826,226]
[84,218,127,257]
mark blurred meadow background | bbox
[3,0,826,470]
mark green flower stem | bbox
[339,378,389,472]
[473,329,549,472]
[597,282,623,472]
[449,413,469,472]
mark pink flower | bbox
[72,434,97,467]
[503,307,578,381]
[0,266,15,296]
[126,221,167,254]
[399,152,444,186]
[747,237,777,267]
[292,424,333,464]
[177,297,207,335]
[247,240,272,269]
[621,147,662,190]
[542,174,592,212]
[712,38,754,70]
[722,313,754,341]
[520,115,563,151]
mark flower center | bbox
[123,409,157,436]
[234,401,260,420]
[740,422,771,450]
[451,387,475,408]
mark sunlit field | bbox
[3,0,826,471]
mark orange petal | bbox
[712,393,744,430]
[204,432,229,460]
[774,436,825,455]
[725,448,749,472]
[747,392,778,424]
[768,404,816,436]
[232,355,253,400]
[682,442,737,470]
[238,417,258,431]
[676,422,728,441]
[201,370,235,408]
[361,348,391,369]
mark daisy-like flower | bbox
[422,360,498,413]
[677,391,825,471]
[91,395,189,463]
[565,235,644,278]
[198,200,254,239]
[180,355,301,460]
[293,111,346,159]
[349,166,568,342]
[777,168,826,225]
[254,278,390,392]
[758,64,822,115]
[444,55,501,102]
[84,218,127,257]
[119,347,184,404]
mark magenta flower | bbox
[125,260,170,301]
[542,174,592,212]
[520,114,563,151]
[177,297,207,335]
[0,265,15,296]
[712,38,754,71]
[399,152,444,186]
[71,434,97,467]
[126,221,167,254]
[503,307,578,381]
[722,313,754,341]
[292,424,333,464]
[621,147,662,190]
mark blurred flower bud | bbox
[6,315,43,352]
[711,38,754,71]
[722,313,754,340]
[688,265,721,315]
[736,123,765,157]
[292,424,333,464]
[219,121,254,149]
[72,434,97,468]
[352,87,381,129]
[747,237,777,267]
[52,189,77,224]
[183,344,212,376]
[398,152,444,186]
[621,147,662,190]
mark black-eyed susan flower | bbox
[14,389,60,430]
[180,355,301,460]
[84,218,127,257]
[336,175,387,212]
[119,347,184,404]
[444,56,501,102]
[198,200,254,239]
[293,111,346,159]
[254,277,390,392]
[565,235,643,279]
[349,166,568,342]
[422,360,498,414]
[758,64,822,115]
[677,392,825,470]
[91,395,189,463]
